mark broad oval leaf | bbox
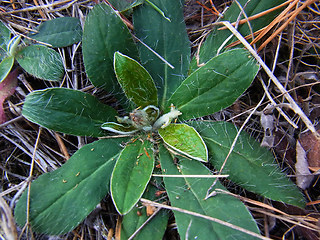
[189,0,287,72]
[82,3,138,94]
[121,184,169,240]
[111,140,154,215]
[114,52,158,107]
[29,17,82,48]
[159,146,260,240]
[190,120,305,208]
[133,0,190,108]
[16,45,64,81]
[158,123,208,162]
[0,56,14,82]
[0,21,11,50]
[22,88,117,137]
[15,138,124,235]
[169,48,259,120]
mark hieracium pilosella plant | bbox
[11,0,304,239]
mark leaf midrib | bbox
[173,65,239,110]
[203,136,264,169]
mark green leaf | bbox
[190,121,305,208]
[159,146,260,240]
[7,36,21,56]
[133,0,190,108]
[169,49,259,120]
[0,48,7,61]
[0,56,14,82]
[22,88,117,137]
[15,138,123,235]
[121,184,169,240]
[101,122,138,135]
[190,0,287,72]
[114,52,158,107]
[29,17,82,48]
[111,140,154,214]
[82,3,138,95]
[16,45,64,81]
[107,0,144,12]
[0,21,11,50]
[158,123,208,162]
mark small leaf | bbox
[0,56,14,82]
[0,21,11,50]
[101,122,138,135]
[29,17,82,48]
[111,140,154,214]
[7,36,21,56]
[114,52,158,107]
[133,0,190,108]
[158,123,208,162]
[169,49,259,120]
[0,68,18,123]
[82,3,138,94]
[22,88,117,137]
[159,146,260,240]
[121,184,169,240]
[16,45,64,81]
[190,121,305,208]
[15,138,124,235]
[107,0,144,12]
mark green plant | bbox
[14,1,305,239]
[0,17,82,82]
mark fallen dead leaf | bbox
[295,140,314,189]
[299,129,320,168]
[0,68,18,124]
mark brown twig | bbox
[54,133,70,161]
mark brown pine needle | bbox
[32,0,46,19]
[115,215,122,240]
[104,0,134,30]
[225,27,265,48]
[196,0,222,17]
[219,0,317,51]
[10,0,16,10]
[250,0,300,46]
[257,0,318,51]
[54,132,70,161]
[218,0,295,30]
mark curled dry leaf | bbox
[0,196,18,240]
[299,129,320,169]
[0,68,18,124]
[295,140,314,190]
[260,112,275,148]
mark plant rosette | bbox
[15,1,305,239]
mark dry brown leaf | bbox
[0,197,17,240]
[295,140,314,190]
[260,113,275,148]
[299,129,320,168]
[0,69,18,124]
